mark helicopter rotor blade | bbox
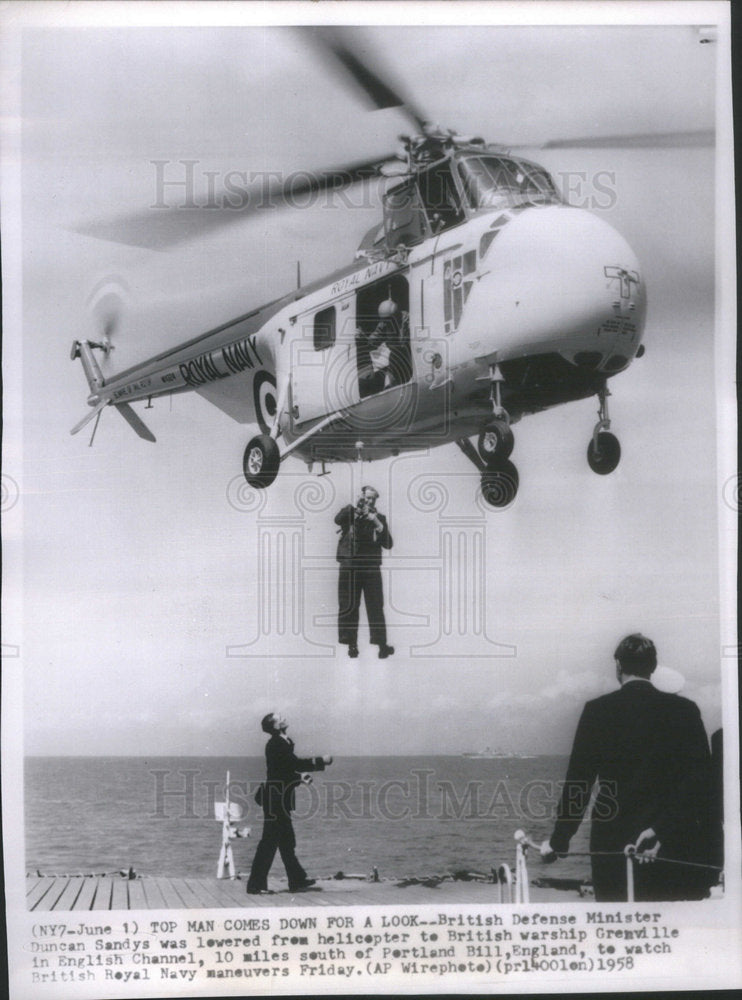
[72,29,423,252]
[72,153,393,251]
[534,129,714,149]
[303,27,429,133]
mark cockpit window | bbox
[382,179,428,247]
[457,156,560,211]
[382,161,467,244]
[416,161,466,233]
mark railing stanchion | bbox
[625,848,636,903]
[498,864,513,904]
[515,840,530,903]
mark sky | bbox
[2,7,735,758]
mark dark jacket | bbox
[551,681,714,873]
[335,505,392,566]
[263,734,325,815]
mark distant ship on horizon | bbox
[461,747,537,759]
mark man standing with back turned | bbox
[541,634,715,901]
[246,712,333,895]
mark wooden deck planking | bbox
[110,878,130,910]
[288,890,332,906]
[127,878,149,910]
[25,876,42,898]
[393,888,445,904]
[155,877,189,909]
[223,880,265,907]
[140,877,169,910]
[55,876,86,911]
[74,877,100,911]
[335,888,384,906]
[42,877,78,912]
[91,878,113,911]
[27,874,572,911]
[167,877,213,909]
[192,878,238,908]
[27,877,58,911]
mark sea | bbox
[25,755,592,883]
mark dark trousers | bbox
[246,811,307,891]
[591,855,631,902]
[338,564,387,646]
[591,854,711,902]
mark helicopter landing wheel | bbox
[480,460,519,508]
[243,434,280,488]
[478,419,514,464]
[587,431,621,475]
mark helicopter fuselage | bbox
[73,146,646,503]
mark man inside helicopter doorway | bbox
[355,292,412,396]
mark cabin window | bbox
[313,305,336,350]
[416,161,465,233]
[457,156,560,211]
[444,249,477,333]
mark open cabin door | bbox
[291,294,360,424]
[354,272,412,397]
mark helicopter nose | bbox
[463,205,646,371]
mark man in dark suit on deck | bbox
[540,634,715,901]
[246,713,333,895]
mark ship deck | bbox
[26,873,583,911]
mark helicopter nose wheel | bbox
[587,432,621,475]
[587,384,621,476]
[243,434,280,488]
[481,460,519,508]
[456,436,520,508]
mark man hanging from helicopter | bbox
[334,485,394,659]
[356,295,412,397]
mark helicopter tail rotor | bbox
[86,275,129,360]
[69,352,157,443]
[71,275,156,443]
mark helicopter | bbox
[70,29,648,508]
